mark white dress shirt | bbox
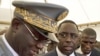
[1,34,19,56]
[56,47,75,56]
[86,53,91,56]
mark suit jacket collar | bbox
[90,49,100,56]
[43,48,82,56]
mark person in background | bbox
[0,1,69,56]
[80,28,100,56]
[43,20,82,56]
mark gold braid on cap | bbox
[15,7,57,33]
[57,11,68,21]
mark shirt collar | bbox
[1,34,19,56]
[86,52,91,56]
[56,47,75,56]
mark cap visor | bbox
[34,27,59,42]
[48,33,59,43]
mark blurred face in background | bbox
[81,33,96,54]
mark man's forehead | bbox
[58,24,78,32]
[82,34,96,39]
[81,36,96,43]
[82,33,96,38]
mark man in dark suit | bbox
[0,1,68,56]
[43,20,82,56]
[80,28,100,56]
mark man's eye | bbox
[59,33,67,38]
[90,42,95,44]
[59,33,78,38]
[83,41,88,43]
[71,34,78,38]
[82,41,95,44]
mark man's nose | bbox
[65,34,72,42]
[36,42,44,49]
[85,43,91,49]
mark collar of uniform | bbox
[1,34,19,56]
[56,46,75,56]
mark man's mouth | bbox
[28,50,38,56]
[64,46,73,51]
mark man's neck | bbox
[56,47,75,56]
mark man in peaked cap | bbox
[0,1,68,56]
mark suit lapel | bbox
[50,49,58,56]
[90,49,100,56]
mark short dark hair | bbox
[82,28,96,37]
[58,20,78,30]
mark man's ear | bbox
[11,18,21,32]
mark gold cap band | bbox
[15,7,57,33]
